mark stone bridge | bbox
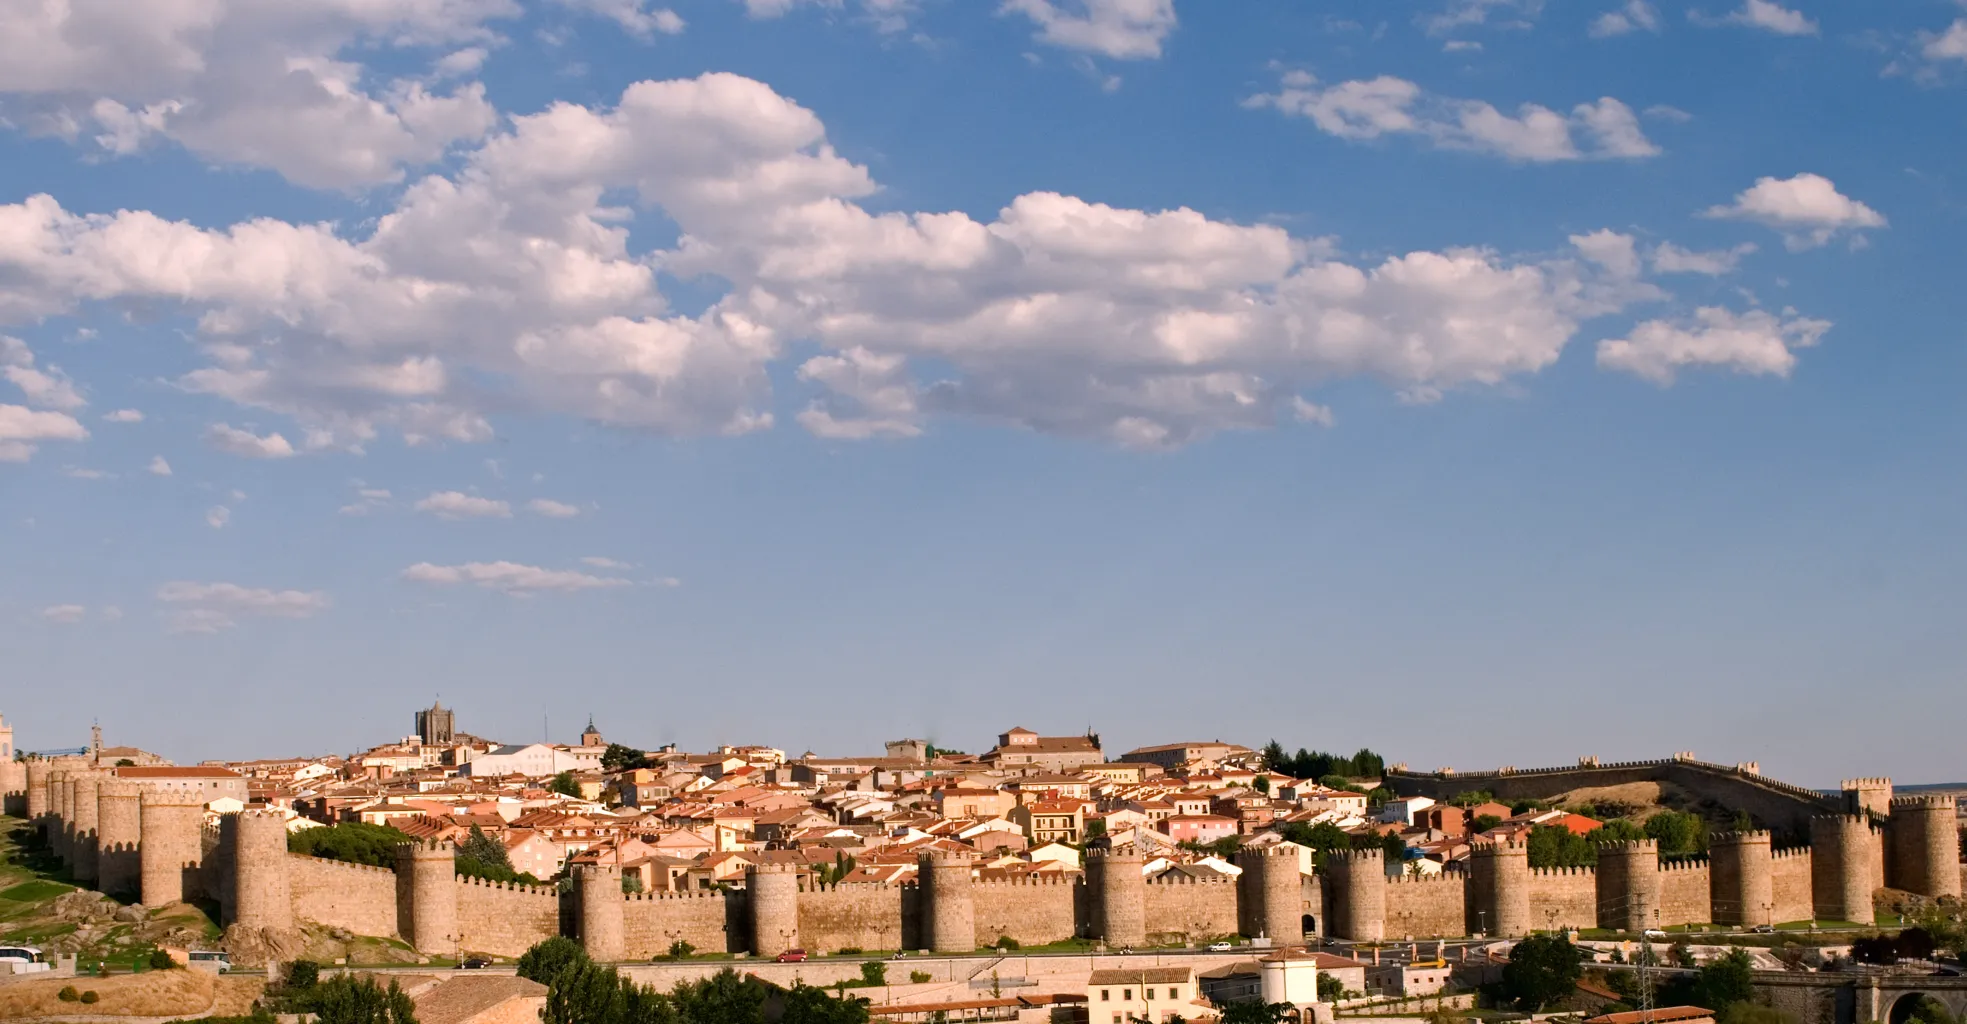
[1758,969,1967,1024]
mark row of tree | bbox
[286,821,543,885]
[1259,743,1386,781]
[1523,810,1711,868]
[518,938,873,1024]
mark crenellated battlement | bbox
[976,874,1082,887]
[457,875,556,896]
[1386,872,1464,887]
[289,851,396,876]
[1330,848,1385,865]
[1472,839,1528,856]
[1659,857,1709,874]
[625,888,728,901]
[1711,830,1772,845]
[1811,813,1874,828]
[1890,794,1956,811]
[1841,777,1891,790]
[750,861,802,875]
[1596,839,1660,853]
[1144,873,1232,886]
[1772,845,1812,862]
[396,839,458,855]
[1531,865,1595,878]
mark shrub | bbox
[80,991,100,1004]
[58,985,80,1002]
[860,961,887,987]
[910,971,933,985]
[288,960,322,988]
[148,949,177,970]
[993,936,1020,951]
[287,822,412,868]
[667,939,696,961]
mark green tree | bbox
[519,937,591,985]
[1500,933,1582,1012]
[603,744,647,771]
[781,983,871,1024]
[1471,815,1503,834]
[286,960,322,989]
[1645,812,1708,856]
[667,939,696,961]
[288,823,412,867]
[454,825,541,885]
[1317,974,1345,1003]
[671,968,769,1024]
[859,962,886,987]
[310,976,419,1024]
[1692,948,1755,1011]
[1218,1001,1293,1024]
[549,772,583,798]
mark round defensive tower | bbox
[576,863,626,962]
[139,788,207,908]
[1326,849,1386,942]
[48,769,71,861]
[0,758,25,816]
[1470,839,1532,937]
[96,780,144,898]
[1238,846,1305,946]
[1888,796,1961,900]
[747,863,801,956]
[1810,814,1876,925]
[394,841,459,956]
[25,760,51,830]
[1708,831,1774,928]
[1594,840,1661,934]
[68,772,102,886]
[1088,847,1146,948]
[920,851,977,954]
[230,810,294,934]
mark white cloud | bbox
[1591,1,1660,38]
[0,403,88,462]
[204,423,297,459]
[401,560,632,593]
[415,490,512,518]
[1420,0,1543,36]
[558,0,686,37]
[2,336,86,410]
[1246,74,1658,162]
[1598,306,1831,384]
[1922,20,1967,62]
[1651,242,1757,275]
[205,505,231,528]
[1693,0,1816,36]
[41,604,87,624]
[156,579,331,632]
[65,466,112,480]
[104,408,144,423]
[527,497,582,518]
[101,605,122,622]
[1001,0,1178,60]
[737,0,915,34]
[582,556,633,569]
[0,0,513,189]
[434,48,490,79]
[796,347,923,439]
[147,455,174,476]
[1442,41,1483,53]
[340,486,391,515]
[1702,173,1886,250]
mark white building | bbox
[1259,948,1322,1008]
[1378,795,1434,826]
[458,743,596,779]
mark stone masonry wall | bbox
[457,877,560,958]
[1526,867,1597,931]
[1384,874,1466,939]
[1771,847,1813,924]
[799,884,905,953]
[288,854,400,939]
[1142,877,1239,943]
[621,891,738,959]
[1659,860,1712,928]
[973,877,1080,948]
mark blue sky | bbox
[2,0,1962,785]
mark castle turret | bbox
[1469,840,1531,937]
[1088,847,1146,948]
[0,757,25,818]
[1325,849,1386,942]
[229,810,294,934]
[1810,814,1876,925]
[48,769,71,861]
[1887,796,1961,900]
[920,851,977,954]
[1238,846,1305,947]
[25,760,51,833]
[576,863,625,962]
[746,863,800,956]
[1595,840,1661,934]
[1708,831,1774,929]
[1841,778,1893,818]
[395,841,459,957]
[139,788,207,907]
[96,780,143,898]
[68,771,102,886]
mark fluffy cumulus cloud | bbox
[1597,306,1831,384]
[41,604,87,624]
[1420,0,1543,36]
[736,0,916,34]
[155,579,331,632]
[527,498,582,517]
[0,337,89,461]
[1591,1,1660,38]
[0,72,1743,450]
[0,0,511,188]
[1246,72,1659,162]
[148,455,174,476]
[558,0,686,37]
[1707,0,1817,36]
[414,490,511,518]
[1925,21,1967,62]
[1001,0,1179,59]
[1703,173,1886,250]
[401,560,632,593]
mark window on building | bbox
[1123,990,1133,1001]
[1101,991,1109,1002]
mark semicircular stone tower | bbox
[1708,831,1774,929]
[230,810,295,934]
[1811,814,1876,925]
[1595,840,1661,934]
[68,772,103,887]
[48,769,71,862]
[576,863,626,962]
[1088,847,1146,948]
[0,758,25,817]
[920,851,977,954]
[96,780,144,898]
[1326,849,1386,942]
[25,760,52,831]
[1470,839,1532,937]
[1239,845,1305,946]
[395,841,459,956]
[139,788,208,908]
[747,863,801,956]
[1888,796,1961,900]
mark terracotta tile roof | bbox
[1585,1008,1715,1024]
[116,766,242,779]
[411,976,548,1024]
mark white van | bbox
[0,945,50,976]
[1643,929,1669,940]
[188,950,232,974]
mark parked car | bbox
[460,958,493,969]
[775,949,807,963]
[1751,925,1776,934]
[1208,942,1234,952]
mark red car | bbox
[775,949,807,963]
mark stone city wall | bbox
[288,854,401,939]
[1525,866,1597,931]
[1770,846,1815,924]
[1658,859,1712,928]
[1141,875,1239,944]
[973,876,1080,948]
[456,877,567,959]
[1384,872,1466,939]
[798,883,907,953]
